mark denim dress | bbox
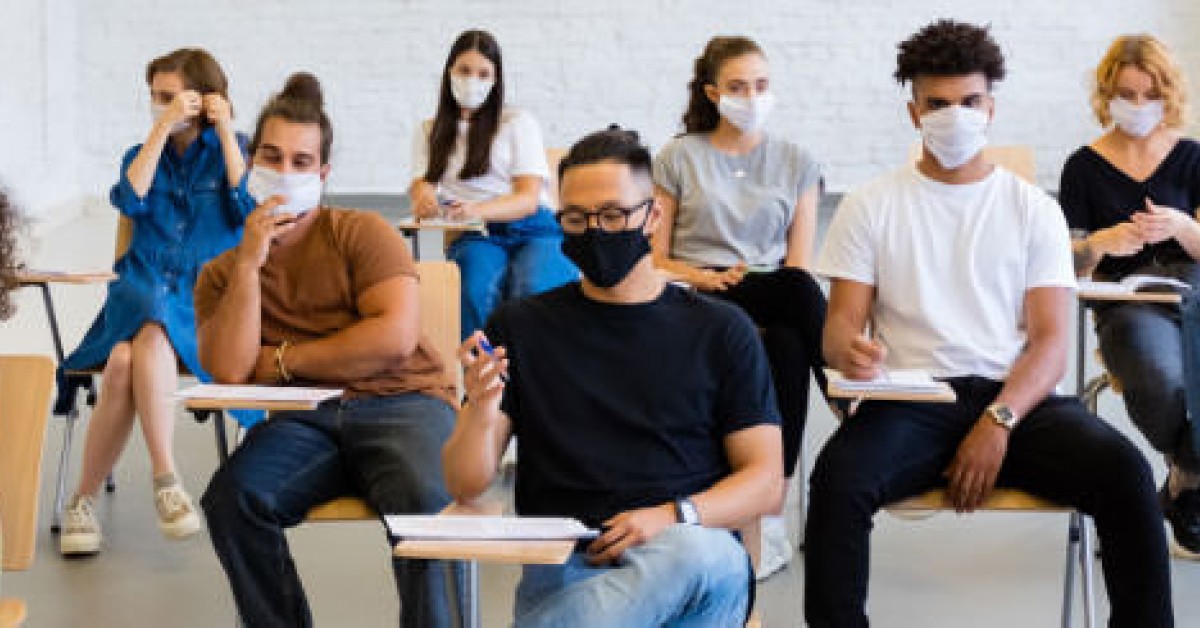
[56,127,254,410]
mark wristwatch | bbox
[674,498,701,525]
[986,403,1018,430]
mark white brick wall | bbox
[4,0,1200,219]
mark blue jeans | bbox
[1094,262,1200,473]
[447,207,578,339]
[200,393,465,628]
[513,525,751,627]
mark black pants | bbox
[803,377,1173,627]
[708,267,827,477]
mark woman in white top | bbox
[652,35,828,580]
[409,30,576,338]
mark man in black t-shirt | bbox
[443,127,784,627]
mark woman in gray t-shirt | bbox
[651,35,827,581]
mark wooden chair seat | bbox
[888,487,1069,512]
[306,497,376,521]
[0,598,26,628]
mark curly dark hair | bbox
[0,188,21,321]
[894,20,1006,88]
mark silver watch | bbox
[986,403,1018,430]
[674,498,701,525]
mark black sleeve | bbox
[482,306,520,423]
[714,308,782,435]
[1058,152,1092,232]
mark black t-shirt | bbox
[1059,139,1200,279]
[485,282,780,528]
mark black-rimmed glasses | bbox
[556,198,652,234]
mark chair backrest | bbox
[907,143,1037,184]
[114,215,134,261]
[544,147,568,211]
[416,261,462,395]
[0,355,56,571]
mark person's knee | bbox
[201,466,274,531]
[1089,432,1156,499]
[102,342,134,388]
[132,322,168,348]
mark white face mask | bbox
[245,166,324,218]
[450,76,494,110]
[1109,97,1164,138]
[919,105,990,170]
[717,93,775,134]
[150,102,192,134]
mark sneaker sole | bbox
[60,534,101,556]
[159,511,202,540]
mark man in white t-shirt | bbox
[806,20,1172,627]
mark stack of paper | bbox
[175,384,342,404]
[824,368,955,400]
[384,515,599,541]
[1079,275,1190,295]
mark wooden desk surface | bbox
[16,269,116,285]
[182,398,320,412]
[395,219,486,234]
[392,537,575,565]
[1078,290,1183,305]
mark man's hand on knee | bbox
[585,503,677,565]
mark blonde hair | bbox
[1091,34,1189,129]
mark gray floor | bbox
[2,203,1198,627]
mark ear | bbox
[907,100,921,130]
[704,83,720,106]
[643,198,664,235]
[319,164,332,182]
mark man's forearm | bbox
[690,463,783,530]
[286,317,419,383]
[994,336,1067,419]
[201,265,263,383]
[442,404,509,503]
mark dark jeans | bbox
[804,377,1172,628]
[201,393,465,628]
[708,267,827,477]
[1094,261,1200,473]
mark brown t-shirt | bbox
[194,207,456,405]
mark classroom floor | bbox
[3,204,1199,627]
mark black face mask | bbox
[561,227,651,288]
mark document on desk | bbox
[397,218,486,231]
[384,515,600,541]
[175,384,343,404]
[825,368,955,401]
[1078,275,1190,295]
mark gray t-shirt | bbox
[653,133,822,268]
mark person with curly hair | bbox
[1060,34,1200,560]
[807,20,1172,626]
[0,189,19,322]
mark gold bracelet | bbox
[274,341,293,383]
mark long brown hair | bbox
[423,30,505,182]
[682,36,764,134]
[249,73,334,164]
[0,188,21,321]
[145,48,232,120]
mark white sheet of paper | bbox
[384,515,600,541]
[175,384,342,404]
[824,368,948,394]
[1079,275,1190,295]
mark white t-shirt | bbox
[410,107,552,207]
[816,164,1076,380]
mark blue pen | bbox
[477,337,509,383]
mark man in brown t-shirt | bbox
[195,76,462,628]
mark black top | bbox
[1059,138,1200,279]
[486,282,780,528]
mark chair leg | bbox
[104,473,116,493]
[1079,515,1097,628]
[50,407,79,534]
[466,558,480,628]
[1061,512,1080,628]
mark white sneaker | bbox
[755,516,794,581]
[60,495,102,556]
[154,476,201,540]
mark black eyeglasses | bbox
[557,198,653,234]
